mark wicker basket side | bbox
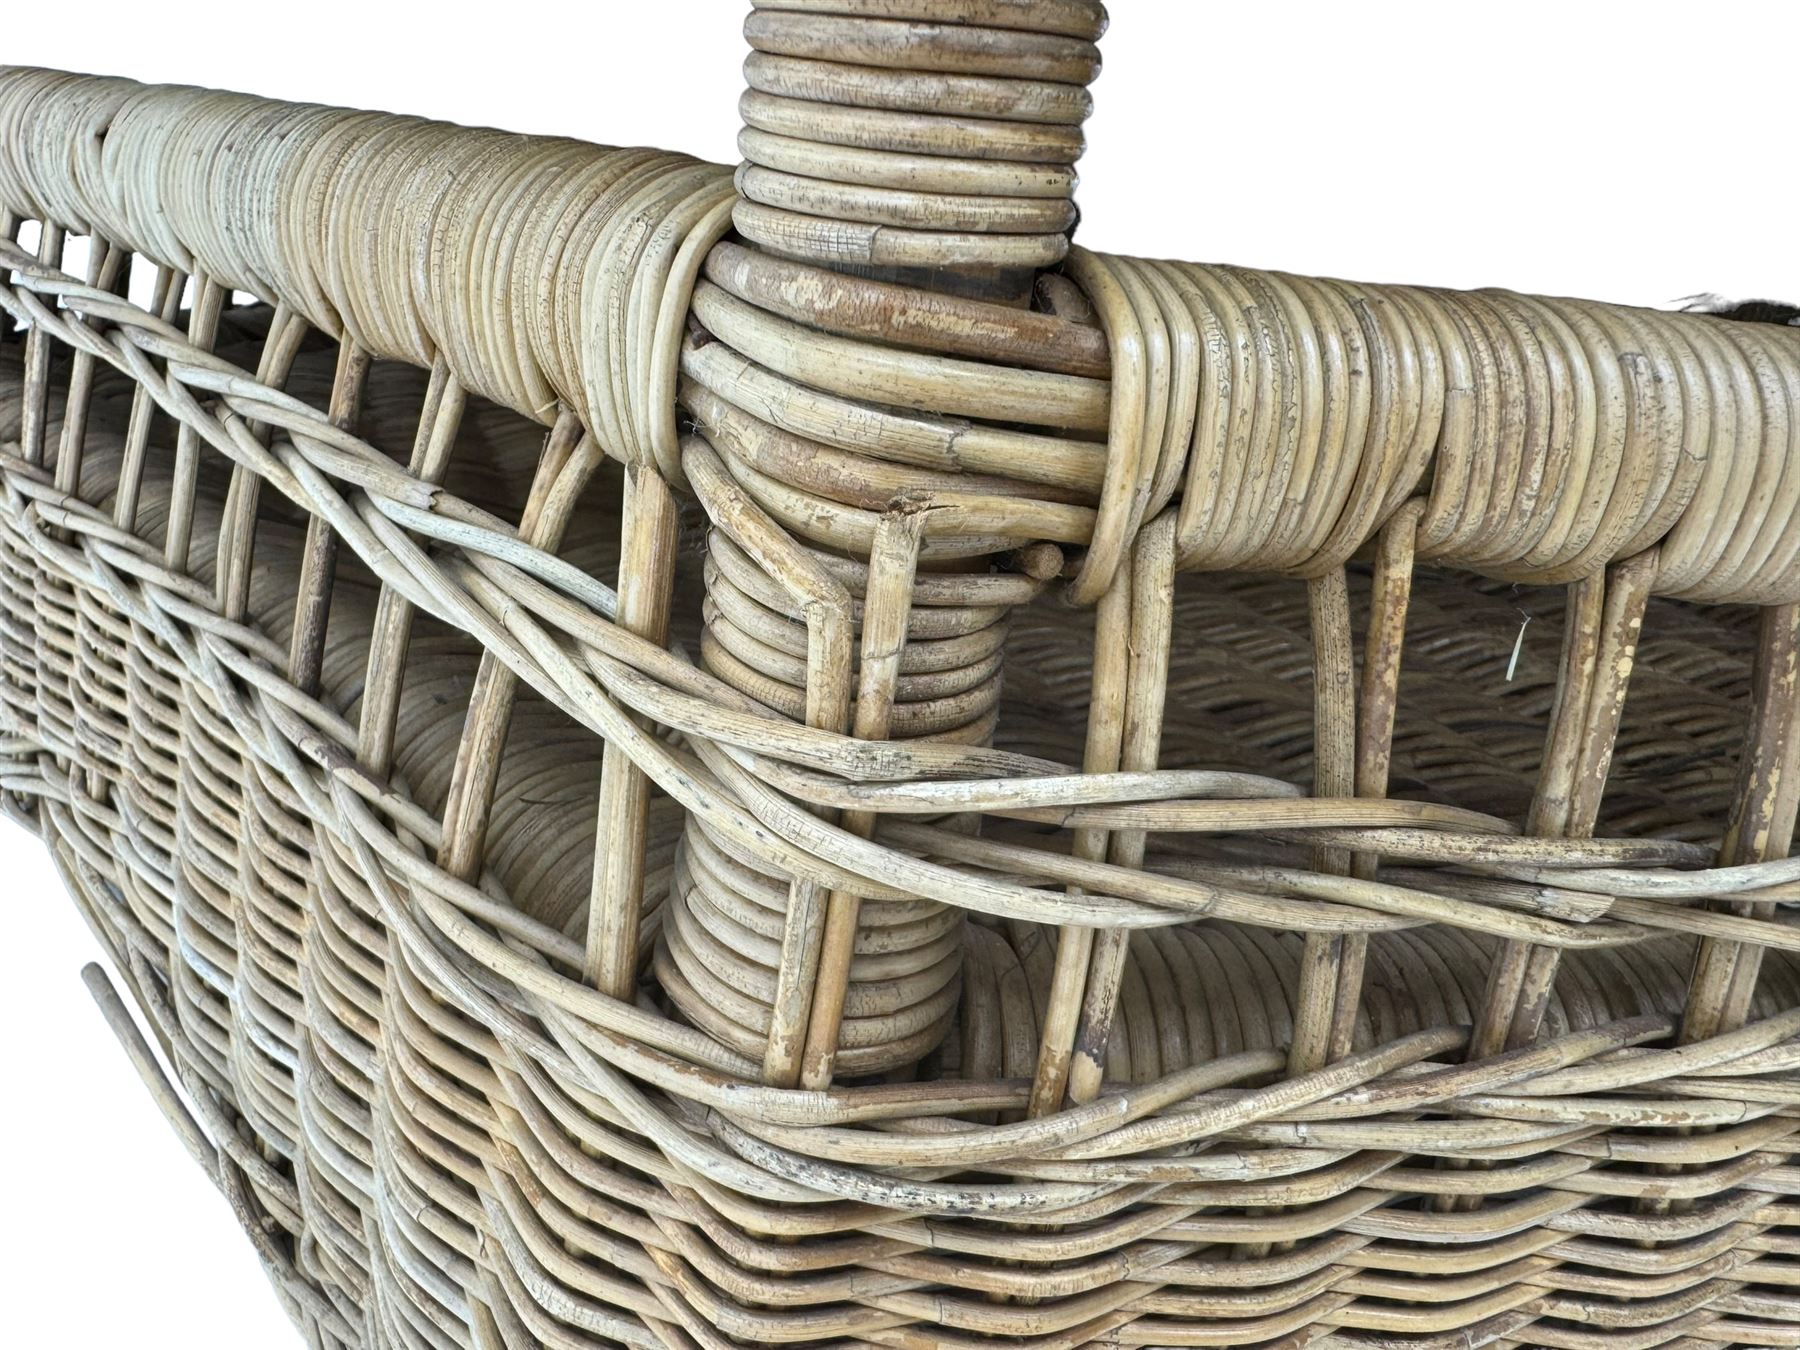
[2,26,1799,1350]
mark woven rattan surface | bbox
[3,7,1800,1347]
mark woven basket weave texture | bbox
[3,6,1800,1347]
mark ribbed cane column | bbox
[734,0,1106,304]
[660,2,1111,1086]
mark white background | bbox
[2,3,1795,1346]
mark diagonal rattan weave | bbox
[3,5,1800,1347]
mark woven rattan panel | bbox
[3,11,1800,1348]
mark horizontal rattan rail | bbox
[3,6,1800,1347]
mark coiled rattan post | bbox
[735,0,1105,304]
[3,8,1800,1346]
[664,3,1110,1090]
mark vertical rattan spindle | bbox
[1471,550,1657,1060]
[109,263,187,534]
[286,339,372,699]
[1286,565,1362,1076]
[798,507,924,1089]
[353,360,466,780]
[18,221,66,468]
[214,304,309,623]
[1683,602,1800,1042]
[1067,511,1175,1104]
[51,239,128,800]
[680,435,853,1086]
[51,240,127,503]
[162,276,227,575]
[585,455,679,997]
[438,411,601,885]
